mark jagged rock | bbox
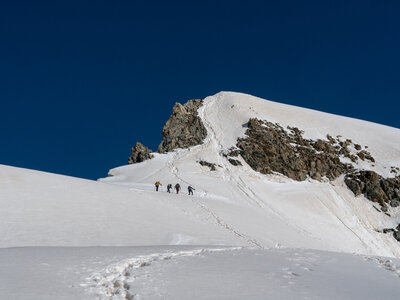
[228,159,242,166]
[199,160,217,171]
[394,231,400,242]
[344,177,364,196]
[221,148,240,158]
[345,171,400,209]
[357,150,375,162]
[233,117,398,213]
[382,225,400,243]
[326,134,336,144]
[349,154,358,163]
[128,142,154,164]
[227,147,240,157]
[236,118,352,181]
[157,99,207,153]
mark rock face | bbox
[128,142,154,164]
[234,118,400,215]
[345,172,400,210]
[157,99,207,153]
[127,99,206,163]
[236,118,354,181]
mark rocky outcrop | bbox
[128,142,154,164]
[221,147,242,166]
[157,99,207,153]
[383,224,400,242]
[234,118,400,215]
[127,99,206,163]
[236,118,354,181]
[228,158,242,166]
[199,160,217,171]
[345,171,400,210]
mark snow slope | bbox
[104,91,400,257]
[0,164,244,248]
[1,91,400,299]
[2,246,400,300]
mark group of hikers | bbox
[154,181,195,195]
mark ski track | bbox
[84,247,242,300]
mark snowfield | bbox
[2,246,400,300]
[1,92,400,299]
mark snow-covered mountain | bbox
[105,91,400,256]
[1,92,400,299]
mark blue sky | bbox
[1,0,399,179]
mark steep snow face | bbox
[105,92,400,257]
[200,92,400,178]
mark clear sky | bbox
[1,0,399,180]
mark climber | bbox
[188,185,195,196]
[175,183,181,194]
[155,181,162,192]
[167,183,172,193]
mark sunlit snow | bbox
[1,92,400,299]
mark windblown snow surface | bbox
[1,92,400,299]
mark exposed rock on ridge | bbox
[127,99,207,163]
[236,118,354,181]
[382,224,400,242]
[345,171,400,211]
[199,160,218,171]
[235,118,400,212]
[157,99,207,153]
[128,99,207,164]
[128,142,154,164]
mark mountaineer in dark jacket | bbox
[175,183,181,194]
[188,185,195,196]
[167,183,172,193]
